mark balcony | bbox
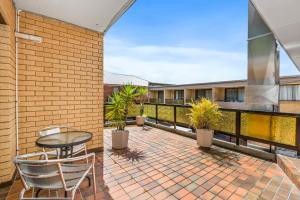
[6,126,300,199]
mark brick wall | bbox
[0,0,16,184]
[18,11,104,154]
[0,25,16,184]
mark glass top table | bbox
[36,131,92,158]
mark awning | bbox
[13,0,135,33]
[251,0,300,71]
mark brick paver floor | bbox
[6,126,300,199]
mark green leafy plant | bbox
[136,87,148,116]
[120,84,138,121]
[106,84,138,130]
[106,92,126,130]
[188,98,222,129]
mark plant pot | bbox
[196,129,214,148]
[112,130,129,149]
[136,116,145,126]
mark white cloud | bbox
[104,38,247,84]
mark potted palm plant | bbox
[106,85,137,149]
[189,98,222,148]
[136,87,148,126]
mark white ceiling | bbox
[251,0,300,71]
[13,0,135,33]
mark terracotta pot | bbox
[196,129,214,148]
[112,130,129,149]
[136,116,145,126]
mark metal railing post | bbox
[236,111,241,145]
[296,116,300,156]
[155,104,158,124]
[174,105,177,129]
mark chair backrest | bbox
[39,125,80,137]
[14,154,65,190]
[39,127,61,137]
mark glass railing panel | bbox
[176,106,190,125]
[144,104,156,118]
[211,111,236,134]
[241,113,272,141]
[127,104,140,118]
[158,105,174,122]
[270,116,296,146]
[240,113,297,146]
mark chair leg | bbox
[86,176,91,187]
[35,189,42,197]
[92,165,97,200]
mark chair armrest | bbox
[14,152,48,163]
[52,153,95,163]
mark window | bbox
[225,88,244,102]
[174,90,184,100]
[158,91,164,101]
[280,85,300,101]
[195,89,212,100]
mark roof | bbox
[104,71,149,87]
[149,75,300,90]
[13,0,136,33]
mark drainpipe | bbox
[15,9,21,154]
[15,10,43,154]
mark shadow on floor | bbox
[108,148,145,162]
[202,147,240,167]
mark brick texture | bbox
[0,24,16,183]
[18,11,104,154]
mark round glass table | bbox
[36,131,92,158]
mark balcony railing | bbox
[104,103,300,155]
[165,99,184,105]
[148,98,164,104]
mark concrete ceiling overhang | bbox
[13,0,136,33]
[250,0,300,71]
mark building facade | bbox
[149,75,300,113]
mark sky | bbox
[104,0,299,84]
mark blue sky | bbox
[104,0,299,84]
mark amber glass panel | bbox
[176,107,190,125]
[212,111,236,135]
[241,113,296,146]
[158,105,174,122]
[127,105,140,117]
[271,116,296,146]
[144,104,156,118]
[241,113,271,140]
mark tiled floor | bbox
[277,154,300,191]
[6,126,300,199]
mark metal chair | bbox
[14,152,97,200]
[39,125,87,158]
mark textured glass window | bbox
[174,90,184,100]
[225,88,244,102]
[195,89,212,100]
[280,85,300,100]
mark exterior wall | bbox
[280,101,300,113]
[18,11,104,154]
[0,0,16,184]
[104,85,114,102]
[165,90,174,99]
[213,88,225,101]
[148,90,156,98]
[184,89,193,104]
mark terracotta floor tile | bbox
[4,127,300,200]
